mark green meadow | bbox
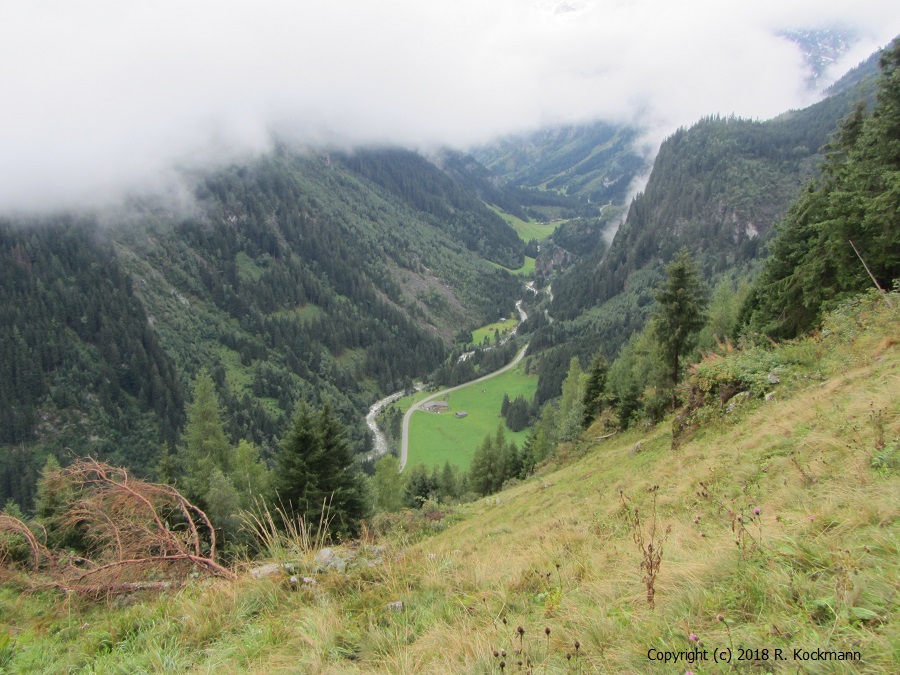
[488,255,535,276]
[406,361,537,471]
[488,205,559,241]
[469,317,518,348]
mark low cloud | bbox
[1,0,897,213]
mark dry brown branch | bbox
[0,514,53,572]
[0,458,235,596]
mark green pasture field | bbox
[406,361,536,471]
[488,256,535,276]
[470,317,518,348]
[487,205,559,241]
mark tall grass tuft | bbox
[239,497,333,561]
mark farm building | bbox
[423,401,450,412]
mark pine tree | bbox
[402,464,435,507]
[650,248,709,409]
[181,371,232,502]
[582,352,609,427]
[274,402,370,535]
[274,403,316,510]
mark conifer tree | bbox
[650,248,708,409]
[468,433,497,497]
[582,352,609,427]
[438,461,459,502]
[181,371,232,502]
[402,464,435,507]
[274,402,370,535]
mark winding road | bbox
[398,343,529,471]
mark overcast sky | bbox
[1,1,897,213]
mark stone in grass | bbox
[386,601,404,612]
[768,372,781,384]
[315,547,347,573]
[726,391,750,412]
[250,563,280,579]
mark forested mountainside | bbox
[335,148,525,269]
[473,121,647,209]
[525,49,883,403]
[0,148,523,507]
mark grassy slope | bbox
[487,205,558,243]
[406,361,537,470]
[1,294,897,673]
[470,318,519,348]
[488,256,536,276]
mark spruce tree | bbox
[582,352,609,427]
[650,248,709,409]
[275,402,370,536]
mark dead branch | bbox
[0,458,235,596]
[0,514,53,572]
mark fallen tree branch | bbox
[1,458,235,595]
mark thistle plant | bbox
[620,485,671,607]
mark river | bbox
[364,388,413,461]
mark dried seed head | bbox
[545,627,551,636]
[517,626,525,636]
[716,614,724,622]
